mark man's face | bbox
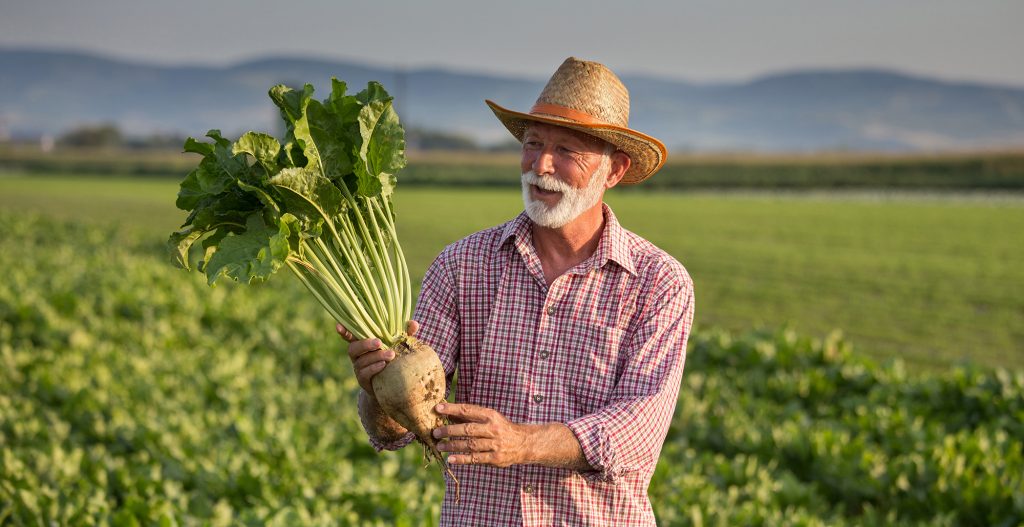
[520,123,613,228]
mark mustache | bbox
[521,171,571,193]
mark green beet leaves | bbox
[167,80,406,287]
[169,78,414,345]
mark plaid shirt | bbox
[370,204,694,526]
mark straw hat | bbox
[486,57,667,184]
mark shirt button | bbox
[539,350,550,359]
[523,483,535,494]
[532,394,544,404]
[546,306,556,316]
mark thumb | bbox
[406,320,420,337]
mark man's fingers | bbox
[433,403,500,439]
[438,438,492,453]
[346,338,384,360]
[433,421,495,439]
[434,402,491,422]
[335,323,355,342]
[448,452,493,466]
[406,320,420,337]
[353,348,395,370]
[357,361,387,382]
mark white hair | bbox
[521,152,612,228]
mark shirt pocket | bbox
[562,323,626,415]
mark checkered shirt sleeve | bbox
[566,262,694,482]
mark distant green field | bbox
[1,172,1021,369]
[402,153,1024,190]
[4,146,1024,190]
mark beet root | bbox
[372,335,458,498]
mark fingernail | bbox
[373,339,382,349]
[432,428,441,438]
[385,350,395,360]
[335,324,343,333]
[436,403,446,412]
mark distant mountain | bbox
[2,48,1023,151]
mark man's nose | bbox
[533,147,556,175]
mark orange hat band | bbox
[529,103,611,127]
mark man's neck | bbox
[531,202,606,286]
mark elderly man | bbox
[340,57,694,526]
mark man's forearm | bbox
[518,422,593,472]
[357,389,409,444]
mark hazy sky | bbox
[2,0,1023,86]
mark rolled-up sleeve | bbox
[566,267,694,482]
[364,246,461,451]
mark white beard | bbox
[521,156,610,229]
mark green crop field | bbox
[4,146,1024,190]
[1,174,1022,525]
[1,173,1021,370]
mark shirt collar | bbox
[500,203,637,276]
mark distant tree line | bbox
[56,123,185,150]
[54,123,520,152]
[57,123,122,148]
[406,127,520,152]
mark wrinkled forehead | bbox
[523,122,610,151]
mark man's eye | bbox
[524,141,541,149]
[556,146,577,155]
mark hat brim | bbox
[485,99,667,185]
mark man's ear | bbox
[605,151,631,189]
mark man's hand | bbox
[337,320,419,394]
[432,403,531,468]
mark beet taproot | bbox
[372,335,458,497]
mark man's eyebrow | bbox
[522,128,602,150]
[566,134,606,151]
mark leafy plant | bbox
[167,80,411,346]
[166,80,455,485]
